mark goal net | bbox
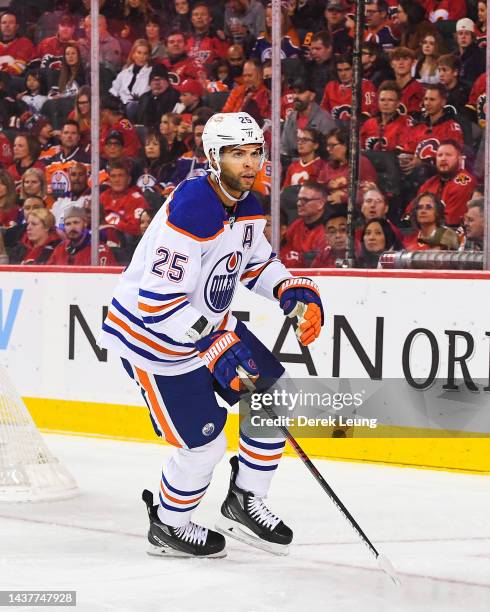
[0,366,78,502]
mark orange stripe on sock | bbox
[160,482,205,505]
[135,367,181,447]
[239,443,283,462]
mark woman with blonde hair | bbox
[20,168,47,203]
[17,208,61,265]
[0,170,19,228]
[109,39,152,113]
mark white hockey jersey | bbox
[99,174,291,374]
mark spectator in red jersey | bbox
[304,31,336,105]
[455,18,486,87]
[436,55,469,113]
[310,205,348,268]
[0,170,19,228]
[15,208,61,265]
[3,195,43,257]
[187,3,228,66]
[100,96,141,160]
[0,11,34,76]
[418,0,466,22]
[48,206,116,266]
[222,58,271,125]
[162,30,206,87]
[356,217,403,268]
[8,133,43,184]
[321,53,378,122]
[404,192,459,251]
[402,84,464,167]
[282,129,325,187]
[100,160,149,238]
[318,128,378,206]
[364,1,399,51]
[175,78,205,114]
[281,181,328,268]
[0,129,13,168]
[406,140,477,227]
[36,13,77,63]
[466,71,486,128]
[360,81,410,152]
[281,76,335,159]
[389,47,425,116]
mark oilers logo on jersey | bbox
[205,251,243,313]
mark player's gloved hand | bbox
[195,330,259,392]
[276,277,324,346]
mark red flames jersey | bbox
[399,78,425,115]
[283,157,325,187]
[467,73,486,127]
[281,218,327,268]
[161,55,206,86]
[418,0,466,21]
[100,119,141,159]
[48,240,116,265]
[413,170,476,226]
[0,132,13,167]
[0,37,34,74]
[101,187,149,236]
[186,35,229,66]
[404,116,464,161]
[360,113,410,151]
[321,80,377,120]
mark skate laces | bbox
[247,497,281,531]
[174,522,208,546]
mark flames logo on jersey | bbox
[415,138,440,160]
[204,251,243,313]
[365,136,388,151]
[332,105,352,121]
[477,94,486,125]
[455,173,471,186]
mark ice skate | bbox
[216,456,293,556]
[142,490,226,558]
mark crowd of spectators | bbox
[0,0,486,268]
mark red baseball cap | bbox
[176,79,203,97]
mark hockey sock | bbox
[236,432,286,498]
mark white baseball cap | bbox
[456,18,475,33]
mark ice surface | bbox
[0,434,489,612]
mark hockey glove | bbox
[276,277,324,346]
[195,330,259,392]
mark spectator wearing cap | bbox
[250,4,300,64]
[187,3,229,66]
[35,13,77,63]
[364,1,399,51]
[281,77,335,159]
[322,0,354,56]
[164,120,209,193]
[390,47,425,116]
[47,206,116,266]
[224,0,266,46]
[310,205,348,268]
[100,160,149,238]
[109,39,152,119]
[136,65,180,130]
[222,58,270,124]
[175,78,205,114]
[100,130,142,187]
[100,96,141,160]
[51,163,91,229]
[161,30,206,87]
[455,18,486,88]
[304,31,336,104]
[0,11,34,76]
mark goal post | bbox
[0,366,78,502]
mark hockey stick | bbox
[236,307,400,585]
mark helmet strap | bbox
[210,149,249,203]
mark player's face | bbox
[436,145,460,176]
[464,207,484,239]
[363,222,386,252]
[64,217,86,241]
[378,90,399,115]
[336,62,352,85]
[415,195,436,224]
[325,216,347,251]
[361,190,388,220]
[218,144,262,197]
[437,65,458,87]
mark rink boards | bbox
[0,265,489,474]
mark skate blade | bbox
[147,543,227,559]
[216,516,289,556]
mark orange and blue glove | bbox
[196,330,259,392]
[276,277,324,346]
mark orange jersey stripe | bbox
[239,443,283,462]
[135,367,181,447]
[107,310,195,357]
[241,261,270,281]
[160,482,206,505]
[138,295,187,313]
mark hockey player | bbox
[99,112,324,558]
